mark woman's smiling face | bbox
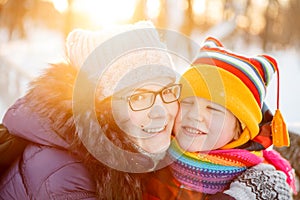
[174,96,240,152]
[112,78,180,154]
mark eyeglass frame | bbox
[114,83,182,111]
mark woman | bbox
[0,21,181,199]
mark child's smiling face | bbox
[174,96,241,152]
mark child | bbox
[144,37,296,200]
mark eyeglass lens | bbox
[129,84,181,111]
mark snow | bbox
[0,26,65,120]
[265,49,300,133]
[0,27,66,78]
[0,25,299,134]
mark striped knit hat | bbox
[180,37,289,148]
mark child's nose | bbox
[187,101,207,122]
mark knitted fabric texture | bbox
[224,163,292,200]
[168,140,263,194]
[263,149,297,194]
[180,37,279,149]
[66,21,160,69]
[66,21,177,101]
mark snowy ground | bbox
[0,25,299,134]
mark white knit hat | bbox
[66,21,177,100]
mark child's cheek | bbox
[173,110,182,136]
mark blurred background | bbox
[0,0,299,133]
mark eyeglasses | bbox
[117,84,182,111]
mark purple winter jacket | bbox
[0,64,97,199]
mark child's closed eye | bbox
[207,105,225,113]
[181,100,194,105]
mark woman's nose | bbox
[148,95,167,119]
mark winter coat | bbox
[0,64,98,199]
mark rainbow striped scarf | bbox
[168,140,263,194]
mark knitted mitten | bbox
[223,163,292,200]
[207,192,236,200]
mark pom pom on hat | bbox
[180,37,289,148]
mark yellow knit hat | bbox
[180,37,289,149]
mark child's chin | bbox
[178,139,213,152]
[177,140,197,152]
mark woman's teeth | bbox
[143,126,166,133]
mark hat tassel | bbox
[272,110,289,147]
[271,68,289,147]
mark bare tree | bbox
[180,0,194,36]
[131,0,147,23]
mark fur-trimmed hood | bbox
[3,63,161,173]
[3,63,79,149]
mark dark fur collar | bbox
[23,63,78,146]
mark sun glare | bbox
[72,0,137,27]
[146,0,161,19]
[192,0,206,15]
[43,0,68,13]
[52,0,69,13]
